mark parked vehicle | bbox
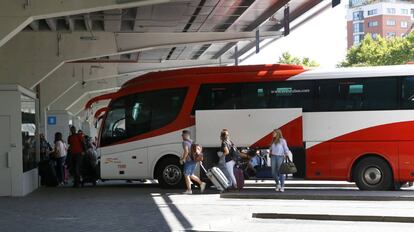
[87,64,414,190]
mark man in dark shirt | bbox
[67,126,86,187]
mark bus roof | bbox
[85,64,414,109]
[290,64,414,81]
[122,64,414,89]
[121,64,304,89]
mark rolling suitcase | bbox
[233,165,245,190]
[200,162,230,192]
[80,152,97,187]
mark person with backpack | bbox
[269,129,291,192]
[67,126,86,188]
[53,132,67,186]
[220,129,241,189]
[39,133,52,161]
[180,130,206,194]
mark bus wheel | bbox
[157,158,183,189]
[354,157,393,191]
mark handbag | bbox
[280,156,297,174]
[227,141,241,162]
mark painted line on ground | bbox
[252,213,414,223]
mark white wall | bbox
[46,111,71,144]
[0,85,38,196]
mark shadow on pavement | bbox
[0,181,199,232]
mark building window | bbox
[401,21,408,28]
[401,9,409,15]
[368,21,378,27]
[353,23,364,33]
[353,11,364,20]
[371,33,378,39]
[353,34,364,45]
[387,8,396,14]
[386,32,396,38]
[401,33,406,37]
[386,20,396,26]
[367,9,378,16]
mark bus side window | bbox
[338,81,364,111]
[364,77,398,110]
[401,76,414,109]
[192,84,242,113]
[150,88,187,130]
[318,80,339,111]
[241,83,268,109]
[267,81,315,111]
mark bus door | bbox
[196,108,305,177]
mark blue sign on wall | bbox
[47,116,57,125]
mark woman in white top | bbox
[269,129,290,192]
[54,132,67,185]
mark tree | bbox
[278,52,319,67]
[339,30,414,67]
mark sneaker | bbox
[280,187,285,192]
[276,184,281,191]
[183,190,192,194]
[200,182,206,193]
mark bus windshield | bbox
[101,88,187,146]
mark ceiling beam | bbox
[29,21,39,31]
[65,16,75,32]
[45,18,58,31]
[0,0,182,48]
[211,0,290,59]
[0,30,281,90]
[104,9,122,32]
[235,0,324,61]
[115,31,282,56]
[84,14,93,32]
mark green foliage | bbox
[278,52,319,67]
[339,30,414,67]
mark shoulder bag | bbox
[280,156,297,174]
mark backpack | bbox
[225,141,241,162]
[192,152,204,162]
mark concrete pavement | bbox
[1,181,414,232]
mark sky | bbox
[242,1,348,68]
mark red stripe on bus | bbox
[249,116,303,148]
[306,120,414,182]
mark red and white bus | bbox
[90,64,414,190]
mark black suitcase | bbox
[80,153,97,187]
[38,160,59,187]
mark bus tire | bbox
[157,157,184,189]
[354,157,393,191]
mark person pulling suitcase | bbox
[180,131,206,194]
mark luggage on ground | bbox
[80,149,98,187]
[200,162,230,192]
[38,160,59,187]
[63,164,70,183]
[233,164,245,190]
